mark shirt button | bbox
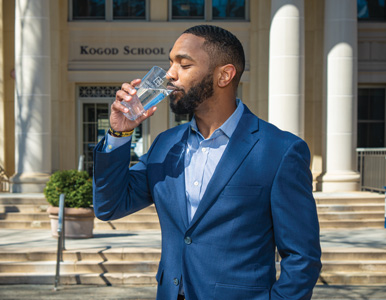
[201,147,207,153]
[184,236,192,245]
[173,278,179,285]
[108,145,112,150]
[193,181,199,186]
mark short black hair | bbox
[183,25,245,87]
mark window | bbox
[358,88,386,148]
[212,0,245,20]
[171,0,248,21]
[172,0,205,19]
[358,0,386,21]
[71,0,147,21]
[113,0,146,19]
[73,0,105,20]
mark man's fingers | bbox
[121,79,141,93]
[136,107,157,123]
[116,89,132,102]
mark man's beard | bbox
[169,74,214,115]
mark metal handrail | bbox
[54,193,66,291]
[356,148,386,193]
[78,154,85,172]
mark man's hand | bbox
[110,79,157,132]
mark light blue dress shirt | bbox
[102,99,244,222]
[184,99,244,221]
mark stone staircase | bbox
[0,194,160,231]
[0,192,385,286]
[0,193,161,286]
[319,247,386,285]
[314,191,386,285]
[315,192,385,229]
[0,247,160,285]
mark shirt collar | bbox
[189,98,244,139]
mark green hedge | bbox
[44,170,93,208]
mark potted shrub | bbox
[44,170,94,239]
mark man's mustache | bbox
[167,82,183,92]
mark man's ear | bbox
[217,64,236,88]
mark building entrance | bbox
[77,86,145,175]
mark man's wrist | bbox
[108,127,134,138]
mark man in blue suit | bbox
[93,25,321,300]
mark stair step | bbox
[0,204,50,213]
[319,220,384,229]
[0,249,161,262]
[321,261,386,272]
[0,272,157,285]
[0,220,161,231]
[0,213,50,221]
[0,195,47,205]
[317,204,384,212]
[316,198,384,205]
[94,221,160,231]
[314,192,384,205]
[0,205,156,214]
[0,213,158,222]
[0,261,159,274]
[318,272,386,285]
[318,212,385,221]
[0,220,51,229]
[322,248,386,261]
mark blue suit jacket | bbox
[93,105,322,300]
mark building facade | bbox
[0,0,385,193]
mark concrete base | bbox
[9,172,50,193]
[316,171,360,192]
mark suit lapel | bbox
[188,107,260,230]
[167,127,190,229]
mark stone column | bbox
[269,0,305,138]
[318,0,360,191]
[11,0,51,192]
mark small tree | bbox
[44,170,93,208]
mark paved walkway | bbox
[0,229,162,251]
[2,227,386,251]
[0,284,385,300]
[1,228,386,299]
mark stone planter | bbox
[47,206,94,239]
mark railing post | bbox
[356,148,386,192]
[54,193,66,291]
[78,154,85,172]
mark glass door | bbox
[82,102,110,175]
[78,86,146,175]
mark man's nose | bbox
[166,66,177,82]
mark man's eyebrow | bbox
[169,54,195,62]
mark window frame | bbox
[169,0,250,22]
[69,0,150,22]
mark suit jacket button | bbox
[173,278,179,285]
[184,236,192,245]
